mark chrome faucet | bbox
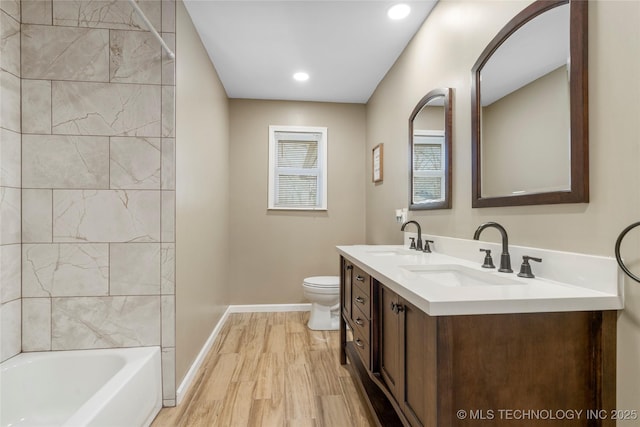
[401,220,423,251]
[473,222,513,273]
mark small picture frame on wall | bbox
[372,144,384,183]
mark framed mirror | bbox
[409,87,453,210]
[471,0,588,208]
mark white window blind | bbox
[413,131,445,204]
[268,126,327,210]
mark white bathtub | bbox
[0,347,162,427]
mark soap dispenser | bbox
[517,255,542,278]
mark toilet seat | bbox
[303,276,339,289]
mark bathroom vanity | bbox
[338,239,622,427]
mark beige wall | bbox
[483,66,570,197]
[228,100,366,304]
[366,0,640,415]
[176,1,230,385]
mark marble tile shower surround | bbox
[1,0,22,363]
[0,0,177,405]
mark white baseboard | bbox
[176,305,231,405]
[175,303,311,404]
[229,303,311,313]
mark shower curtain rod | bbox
[128,0,176,59]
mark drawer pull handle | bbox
[355,296,365,304]
[355,318,364,326]
[355,339,365,348]
[346,265,353,270]
[356,275,365,282]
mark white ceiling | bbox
[183,1,438,104]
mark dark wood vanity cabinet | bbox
[339,256,616,427]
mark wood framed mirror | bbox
[409,87,453,210]
[471,0,588,208]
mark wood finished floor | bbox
[151,311,375,427]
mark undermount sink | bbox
[400,264,524,287]
[367,248,418,256]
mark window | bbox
[268,125,328,210]
[412,130,445,204]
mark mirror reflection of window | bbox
[408,88,452,210]
[413,131,445,204]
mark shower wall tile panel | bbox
[22,297,51,351]
[0,187,20,245]
[161,191,175,242]
[161,0,175,32]
[0,243,20,302]
[1,0,20,364]
[21,0,52,25]
[161,33,174,85]
[109,243,161,295]
[22,79,52,134]
[23,134,109,189]
[22,243,109,297]
[0,0,19,22]
[53,189,161,242]
[161,295,174,347]
[1,9,20,76]
[0,299,20,361]
[22,189,52,242]
[0,128,20,187]
[161,137,174,190]
[17,0,177,402]
[21,24,109,81]
[0,70,20,132]
[51,295,161,349]
[53,0,161,31]
[161,347,175,402]
[52,81,161,137]
[110,30,161,84]
[160,243,174,295]
[110,136,161,189]
[161,85,174,137]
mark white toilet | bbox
[302,276,340,330]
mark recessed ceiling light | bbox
[388,4,411,20]
[293,72,309,82]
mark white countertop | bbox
[337,243,624,316]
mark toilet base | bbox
[307,302,339,331]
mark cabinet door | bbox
[342,261,352,319]
[379,285,401,401]
[401,298,437,427]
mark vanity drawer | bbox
[352,266,370,294]
[352,326,370,370]
[352,280,371,318]
[351,304,370,344]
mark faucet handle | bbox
[409,237,416,249]
[423,240,434,253]
[517,255,542,278]
[479,249,495,269]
